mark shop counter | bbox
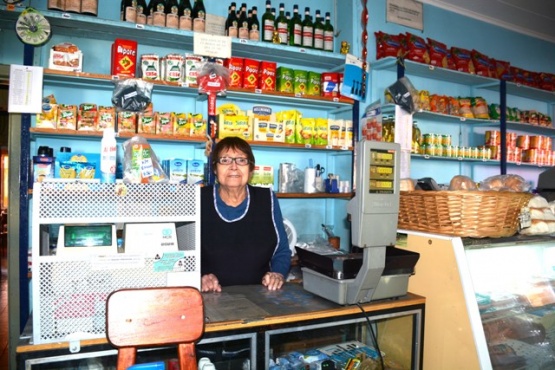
[17,283,425,369]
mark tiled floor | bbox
[1,241,8,370]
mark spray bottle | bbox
[100,128,117,183]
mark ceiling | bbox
[420,0,555,44]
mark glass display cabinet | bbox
[399,230,555,370]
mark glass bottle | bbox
[249,6,260,41]
[226,2,238,37]
[48,0,65,11]
[261,0,274,42]
[178,0,193,30]
[275,3,288,45]
[288,4,302,47]
[146,0,155,25]
[301,7,313,49]
[313,9,324,50]
[151,0,166,27]
[81,0,99,16]
[121,0,137,22]
[412,122,422,153]
[192,0,206,32]
[136,0,148,24]
[323,12,334,52]
[238,3,249,40]
[165,0,179,29]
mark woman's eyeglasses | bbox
[217,157,250,166]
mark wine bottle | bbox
[178,0,193,30]
[301,7,313,49]
[226,2,239,38]
[192,0,206,32]
[249,6,260,41]
[151,0,166,27]
[274,3,288,45]
[165,0,179,29]
[313,9,324,50]
[136,0,148,24]
[121,0,137,23]
[288,4,302,47]
[146,0,155,25]
[323,12,334,52]
[238,3,249,40]
[261,0,274,42]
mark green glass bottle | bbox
[192,0,206,32]
[323,11,334,52]
[178,0,193,30]
[226,2,238,37]
[274,2,288,45]
[136,0,148,24]
[301,7,313,49]
[165,0,179,29]
[249,6,260,41]
[261,0,274,42]
[313,9,324,50]
[121,0,137,23]
[238,3,249,40]
[151,0,166,27]
[288,4,302,47]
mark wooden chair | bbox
[106,286,205,370]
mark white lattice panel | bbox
[34,182,198,222]
[31,182,201,344]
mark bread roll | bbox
[449,175,477,190]
[400,178,415,191]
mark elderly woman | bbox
[200,137,291,292]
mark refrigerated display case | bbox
[397,230,555,370]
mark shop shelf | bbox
[0,6,347,71]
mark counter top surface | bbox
[17,283,425,353]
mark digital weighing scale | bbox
[299,140,418,305]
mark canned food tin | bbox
[485,130,500,146]
[423,133,436,145]
[321,72,339,97]
[424,143,436,156]
[516,135,529,149]
[451,145,459,158]
[435,145,443,157]
[522,149,537,164]
[508,133,517,148]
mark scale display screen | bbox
[368,148,396,193]
[64,224,113,248]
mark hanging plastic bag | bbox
[111,78,153,112]
[386,76,419,114]
[122,135,168,183]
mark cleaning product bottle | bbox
[101,128,117,183]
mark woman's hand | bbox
[262,272,285,291]
[201,273,222,292]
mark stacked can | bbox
[485,130,519,162]
[519,135,554,165]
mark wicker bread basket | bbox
[398,190,534,238]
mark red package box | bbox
[243,58,259,89]
[225,57,244,88]
[258,61,276,91]
[111,39,138,78]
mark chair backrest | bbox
[106,286,205,370]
